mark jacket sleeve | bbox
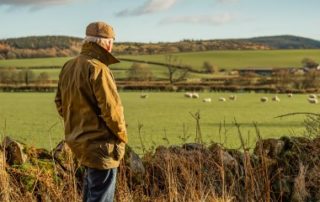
[54,81,63,117]
[90,66,128,143]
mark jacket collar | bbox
[80,42,120,66]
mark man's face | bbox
[102,38,114,53]
[108,40,113,53]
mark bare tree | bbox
[165,55,188,84]
[272,69,292,89]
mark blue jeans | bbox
[83,167,117,202]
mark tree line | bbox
[0,36,272,59]
[0,36,82,59]
[0,68,50,85]
[1,35,319,59]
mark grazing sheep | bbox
[272,96,280,102]
[219,97,226,102]
[309,94,317,99]
[229,95,237,101]
[260,97,268,102]
[203,98,212,103]
[308,98,318,104]
[192,93,199,99]
[184,92,193,98]
[140,94,148,99]
[288,93,293,98]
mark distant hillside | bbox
[249,35,320,49]
[0,36,82,59]
[0,35,319,59]
[0,36,270,59]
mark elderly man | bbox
[55,22,128,202]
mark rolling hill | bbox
[249,35,320,49]
[0,35,319,59]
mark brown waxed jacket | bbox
[55,42,127,170]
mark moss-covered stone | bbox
[3,137,28,165]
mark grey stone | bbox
[254,138,284,158]
[221,150,238,168]
[2,136,27,165]
[124,145,145,183]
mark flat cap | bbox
[86,22,115,39]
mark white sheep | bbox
[203,98,212,103]
[140,94,148,99]
[272,96,280,102]
[287,93,293,98]
[184,92,193,98]
[260,97,268,102]
[229,95,237,101]
[308,98,318,104]
[219,97,226,102]
[309,94,317,99]
[192,93,199,99]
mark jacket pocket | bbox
[113,141,125,161]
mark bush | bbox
[37,72,50,84]
[127,63,153,81]
[302,58,319,69]
[202,61,218,73]
[18,69,35,85]
[0,68,19,84]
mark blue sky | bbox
[0,0,319,42]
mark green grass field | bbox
[0,59,213,81]
[1,49,319,71]
[0,57,71,68]
[0,58,172,80]
[1,49,319,81]
[0,92,317,153]
[121,49,320,69]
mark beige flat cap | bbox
[86,21,115,39]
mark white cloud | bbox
[0,0,73,6]
[160,13,234,25]
[116,0,177,17]
[216,0,239,3]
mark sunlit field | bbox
[1,49,319,70]
[120,49,320,69]
[0,92,317,152]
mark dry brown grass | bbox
[0,136,319,201]
[0,145,10,202]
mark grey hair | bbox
[83,36,113,49]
